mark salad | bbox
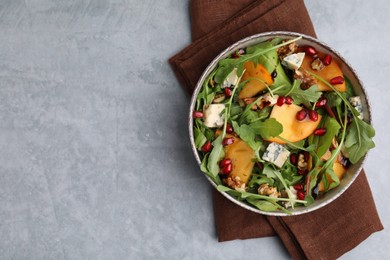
[192,36,375,213]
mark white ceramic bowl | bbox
[189,31,372,216]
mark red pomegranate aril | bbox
[315,97,327,108]
[290,153,297,165]
[219,158,232,168]
[193,111,203,118]
[277,96,286,106]
[285,96,294,105]
[293,183,304,191]
[298,169,308,176]
[309,110,319,121]
[201,141,212,152]
[323,54,332,66]
[305,46,317,56]
[297,190,305,200]
[313,128,327,136]
[224,87,232,97]
[220,163,233,175]
[329,76,344,85]
[296,109,307,121]
[222,137,235,146]
[226,123,234,134]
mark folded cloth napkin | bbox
[169,0,383,259]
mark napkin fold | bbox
[169,0,383,258]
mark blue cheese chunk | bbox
[222,68,238,88]
[203,104,225,128]
[262,143,290,168]
[282,52,305,70]
[349,96,363,119]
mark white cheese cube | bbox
[262,142,290,168]
[203,104,225,128]
[282,52,305,70]
[349,96,363,119]
[222,68,238,88]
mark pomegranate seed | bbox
[277,96,286,106]
[293,183,304,191]
[226,123,234,134]
[298,169,308,176]
[219,158,232,168]
[193,111,203,118]
[313,128,327,136]
[309,110,318,121]
[222,137,235,146]
[256,162,264,170]
[303,151,310,162]
[296,109,307,121]
[220,163,233,175]
[315,97,327,108]
[305,46,317,57]
[290,153,297,165]
[201,141,212,152]
[323,54,332,66]
[224,87,232,97]
[329,76,344,85]
[297,190,305,200]
[285,96,294,105]
[271,70,277,79]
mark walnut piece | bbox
[311,58,325,71]
[258,183,280,198]
[224,176,246,192]
[277,41,298,60]
[297,154,308,170]
[294,69,317,89]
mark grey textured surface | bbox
[0,0,388,259]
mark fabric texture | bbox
[169,0,383,258]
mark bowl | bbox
[188,31,373,216]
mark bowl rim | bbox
[188,31,371,216]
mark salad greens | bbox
[192,36,375,213]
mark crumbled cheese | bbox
[222,68,238,88]
[282,52,305,70]
[349,96,363,119]
[203,104,225,128]
[260,93,279,107]
[262,142,291,168]
[284,186,298,208]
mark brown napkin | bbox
[169,0,383,259]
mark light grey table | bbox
[0,0,388,259]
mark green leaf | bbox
[316,116,341,158]
[250,118,283,139]
[194,126,207,150]
[289,83,322,107]
[246,198,280,212]
[207,135,225,176]
[345,117,376,164]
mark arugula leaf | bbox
[345,118,375,164]
[238,124,262,151]
[250,118,283,139]
[194,126,207,150]
[289,82,322,107]
[200,154,222,185]
[206,135,225,176]
[246,198,281,212]
[315,116,341,159]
